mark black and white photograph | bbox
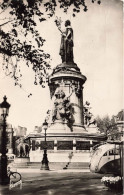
[0,0,123,194]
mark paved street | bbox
[0,170,123,195]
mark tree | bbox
[96,115,117,135]
[0,0,102,87]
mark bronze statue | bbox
[16,138,30,158]
[52,88,75,131]
[83,101,96,127]
[52,90,67,121]
[55,19,74,63]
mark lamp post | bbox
[0,96,11,185]
[41,120,49,170]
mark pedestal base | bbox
[47,122,71,133]
[14,157,30,164]
[47,122,87,134]
[86,125,100,134]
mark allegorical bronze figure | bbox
[55,19,74,63]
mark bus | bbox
[89,141,122,175]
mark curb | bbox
[17,168,90,173]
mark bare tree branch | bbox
[0,19,14,27]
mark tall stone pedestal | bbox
[48,62,87,129]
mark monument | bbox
[11,137,30,168]
[25,20,106,170]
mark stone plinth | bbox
[26,131,107,165]
[46,122,87,134]
[29,150,91,163]
[14,157,30,164]
[47,122,71,133]
[86,126,100,134]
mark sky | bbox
[0,0,123,133]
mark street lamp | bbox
[41,120,49,170]
[0,96,11,185]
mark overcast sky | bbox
[0,0,123,133]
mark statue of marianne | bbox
[59,20,74,63]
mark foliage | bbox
[0,0,102,87]
[95,115,117,134]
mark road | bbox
[0,171,123,195]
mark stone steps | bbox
[9,162,90,170]
[9,162,66,169]
[63,162,89,169]
[28,162,67,170]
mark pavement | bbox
[0,169,123,195]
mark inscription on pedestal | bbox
[40,141,54,150]
[57,141,73,150]
[76,141,90,150]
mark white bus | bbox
[89,142,121,174]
